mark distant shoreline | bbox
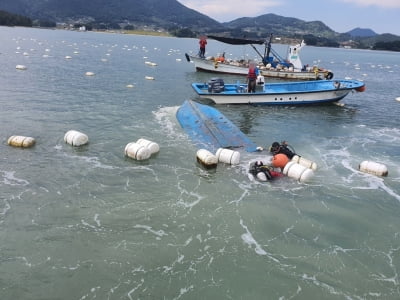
[88,28,172,37]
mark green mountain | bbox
[223,14,337,39]
[0,0,223,31]
[347,27,377,37]
[0,0,398,50]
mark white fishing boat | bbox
[191,77,365,105]
[185,35,334,81]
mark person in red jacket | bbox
[199,36,207,58]
[247,62,259,92]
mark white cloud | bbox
[338,0,400,8]
[178,0,282,21]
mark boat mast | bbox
[249,34,272,66]
[248,34,272,66]
[264,34,273,66]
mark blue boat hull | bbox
[192,79,365,105]
[176,100,258,153]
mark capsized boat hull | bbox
[191,79,365,105]
[186,54,323,80]
[176,100,258,152]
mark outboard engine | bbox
[256,75,265,91]
[208,78,225,93]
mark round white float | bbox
[15,65,27,70]
[136,138,159,155]
[291,155,318,171]
[85,71,95,76]
[359,161,388,177]
[64,130,89,146]
[125,142,151,160]
[7,135,35,148]
[283,161,314,182]
[196,149,217,168]
[215,148,240,165]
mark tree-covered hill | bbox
[0,0,399,51]
[0,0,223,31]
[0,10,32,26]
[223,14,337,39]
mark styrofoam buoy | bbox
[145,76,154,80]
[136,138,159,155]
[215,148,240,165]
[291,155,317,171]
[85,71,95,76]
[64,130,89,146]
[396,97,400,102]
[283,161,314,182]
[16,65,27,70]
[196,149,218,168]
[125,142,151,160]
[7,135,35,148]
[359,161,388,177]
[272,153,289,168]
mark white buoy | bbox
[64,130,89,146]
[16,65,27,70]
[136,138,159,155]
[215,148,240,165]
[145,76,154,80]
[283,161,314,182]
[359,161,388,177]
[291,155,318,171]
[65,56,72,59]
[7,135,35,148]
[196,149,218,168]
[396,97,400,102]
[85,71,95,76]
[124,142,151,160]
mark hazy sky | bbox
[178,0,400,35]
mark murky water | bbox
[1,27,400,299]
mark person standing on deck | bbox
[247,62,259,93]
[199,36,207,58]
